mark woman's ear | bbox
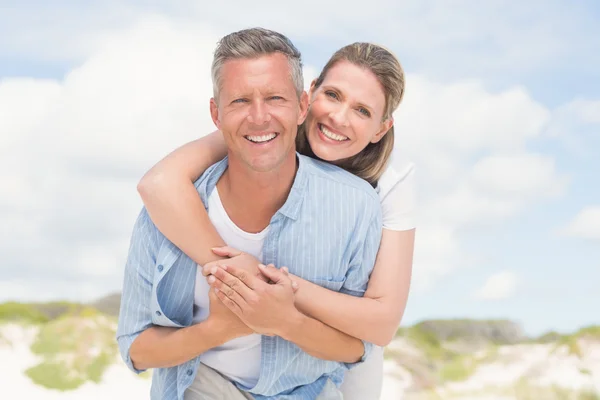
[308,79,318,99]
[371,117,394,143]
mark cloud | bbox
[394,76,550,182]
[424,153,566,227]
[473,271,518,300]
[2,0,599,85]
[562,206,600,241]
[0,11,571,301]
[0,15,338,302]
[0,16,221,301]
[390,75,563,287]
[545,99,600,157]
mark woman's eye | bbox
[325,91,339,100]
[358,107,371,117]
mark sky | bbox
[0,0,599,337]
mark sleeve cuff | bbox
[117,334,147,375]
[343,340,373,370]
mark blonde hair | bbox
[211,28,304,101]
[297,42,405,186]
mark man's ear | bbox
[371,117,394,144]
[297,91,310,125]
[210,98,221,129]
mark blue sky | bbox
[0,0,598,337]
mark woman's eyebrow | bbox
[321,85,376,111]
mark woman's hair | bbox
[297,42,405,187]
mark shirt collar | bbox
[198,152,309,222]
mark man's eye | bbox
[232,99,248,104]
[269,96,284,101]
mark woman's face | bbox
[305,60,392,162]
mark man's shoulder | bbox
[131,207,183,261]
[192,157,229,197]
[299,154,380,204]
[131,207,165,247]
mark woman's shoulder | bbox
[377,154,417,231]
[377,156,416,201]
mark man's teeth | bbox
[320,125,347,141]
[246,133,277,143]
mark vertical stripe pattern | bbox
[116,154,382,400]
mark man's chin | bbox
[240,152,295,173]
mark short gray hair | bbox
[211,27,304,101]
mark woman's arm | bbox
[292,228,415,347]
[137,130,229,265]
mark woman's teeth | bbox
[246,133,277,143]
[320,124,348,141]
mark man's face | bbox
[210,53,309,172]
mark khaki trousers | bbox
[184,363,343,399]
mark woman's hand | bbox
[203,246,267,282]
[206,246,298,290]
[208,264,300,336]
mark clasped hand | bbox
[204,246,299,336]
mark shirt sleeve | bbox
[381,163,417,231]
[116,208,161,374]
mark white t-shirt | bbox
[376,156,416,231]
[193,188,266,388]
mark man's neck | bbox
[216,153,298,233]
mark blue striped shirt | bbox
[116,154,382,399]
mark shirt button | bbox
[157,264,164,272]
[155,310,162,317]
[186,369,193,376]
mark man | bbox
[117,28,382,399]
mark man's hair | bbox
[211,27,304,101]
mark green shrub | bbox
[0,303,48,324]
[26,315,118,390]
[438,356,475,382]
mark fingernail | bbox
[292,281,298,288]
[211,267,217,274]
[214,288,219,293]
[208,276,215,284]
[258,264,266,269]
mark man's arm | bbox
[116,209,249,372]
[129,318,236,370]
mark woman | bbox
[138,42,415,399]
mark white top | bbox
[193,188,267,388]
[376,156,417,231]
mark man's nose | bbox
[247,101,271,125]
